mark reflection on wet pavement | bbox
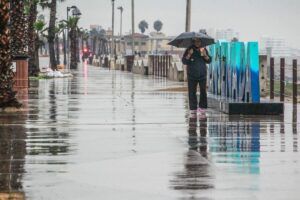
[171,115,214,192]
[0,62,299,200]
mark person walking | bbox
[182,38,211,116]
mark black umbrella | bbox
[168,31,215,48]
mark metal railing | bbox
[269,57,298,104]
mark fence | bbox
[148,55,172,77]
[269,57,299,104]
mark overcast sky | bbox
[48,0,300,48]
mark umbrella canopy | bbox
[168,32,215,48]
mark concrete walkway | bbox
[0,62,299,200]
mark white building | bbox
[215,29,239,41]
[260,36,291,57]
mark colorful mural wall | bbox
[208,41,260,103]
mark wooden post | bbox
[154,56,157,76]
[159,56,162,77]
[270,57,274,99]
[167,55,171,77]
[280,58,285,102]
[164,56,167,77]
[259,55,267,96]
[163,56,165,77]
[154,56,156,76]
[161,56,163,77]
[157,56,159,76]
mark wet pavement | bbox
[0,61,300,200]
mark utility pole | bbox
[185,0,191,32]
[111,0,115,59]
[118,6,124,55]
[131,0,135,55]
[118,6,123,37]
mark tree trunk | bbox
[55,35,60,65]
[70,29,78,69]
[34,34,40,72]
[63,30,67,65]
[76,38,80,62]
[0,1,21,108]
[48,0,57,70]
[28,1,39,76]
[10,0,28,57]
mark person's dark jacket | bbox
[182,45,212,80]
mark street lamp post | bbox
[117,6,123,37]
[131,0,135,55]
[185,0,191,32]
[117,6,123,55]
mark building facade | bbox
[260,36,291,57]
[215,29,239,41]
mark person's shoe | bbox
[197,108,205,114]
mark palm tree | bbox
[40,0,66,70]
[58,21,67,65]
[138,20,148,34]
[10,0,28,57]
[0,1,21,108]
[54,25,61,65]
[153,20,163,33]
[64,16,80,69]
[25,0,41,76]
[76,28,84,62]
[33,17,46,73]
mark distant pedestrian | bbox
[182,38,211,116]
